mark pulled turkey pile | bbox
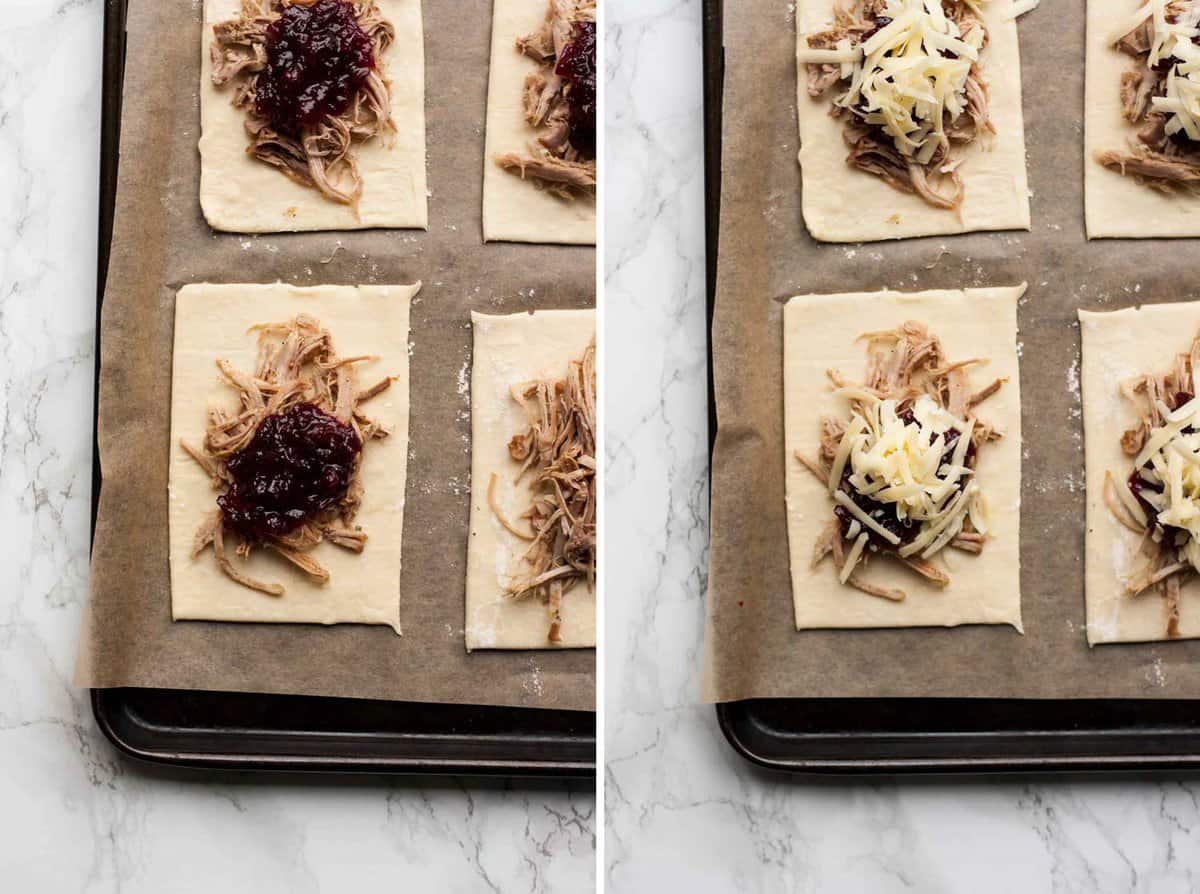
[1097,2,1200,192]
[210,0,396,205]
[802,0,995,210]
[798,322,1004,601]
[1104,331,1200,638]
[490,342,596,643]
[496,0,597,199]
[182,314,394,595]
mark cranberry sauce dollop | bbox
[835,467,919,549]
[255,0,376,134]
[554,20,597,159]
[219,402,362,542]
[836,409,975,551]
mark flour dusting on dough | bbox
[1147,657,1167,687]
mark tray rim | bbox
[714,698,1200,776]
[93,689,595,776]
[88,0,595,779]
[702,0,1200,776]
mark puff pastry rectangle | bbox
[199,0,428,233]
[784,286,1024,630]
[795,0,1031,242]
[1084,1,1200,238]
[169,282,415,631]
[465,309,596,649]
[481,0,596,245]
[1080,303,1200,643]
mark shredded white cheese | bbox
[827,415,867,493]
[1114,1,1200,142]
[840,532,871,582]
[831,393,982,559]
[796,40,860,64]
[1130,400,1200,572]
[833,489,904,545]
[800,0,987,163]
[1114,473,1150,527]
[966,487,991,536]
[1004,0,1039,20]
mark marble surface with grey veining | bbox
[603,2,1200,892]
[0,2,593,891]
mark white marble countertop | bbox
[604,1,1200,891]
[0,2,592,890]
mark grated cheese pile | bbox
[830,393,988,570]
[1127,394,1200,571]
[1115,0,1200,142]
[797,0,987,163]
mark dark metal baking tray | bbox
[703,0,1200,775]
[92,688,594,775]
[89,0,594,777]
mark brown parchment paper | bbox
[702,0,1200,702]
[75,0,595,711]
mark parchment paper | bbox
[76,0,595,711]
[702,0,1200,702]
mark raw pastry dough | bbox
[169,282,416,631]
[1080,303,1200,643]
[481,0,596,245]
[784,286,1025,630]
[466,309,596,649]
[1084,1,1200,238]
[199,0,428,233]
[794,0,1031,242]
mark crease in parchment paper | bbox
[701,0,1200,702]
[75,0,595,712]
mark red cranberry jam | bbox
[835,466,918,549]
[219,402,362,542]
[255,0,376,134]
[555,20,597,159]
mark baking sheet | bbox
[76,0,594,712]
[702,0,1200,702]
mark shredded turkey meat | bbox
[1104,332,1200,638]
[803,0,993,210]
[210,0,395,205]
[798,322,1004,601]
[182,314,393,595]
[496,0,597,199]
[1098,4,1200,192]
[491,342,596,643]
